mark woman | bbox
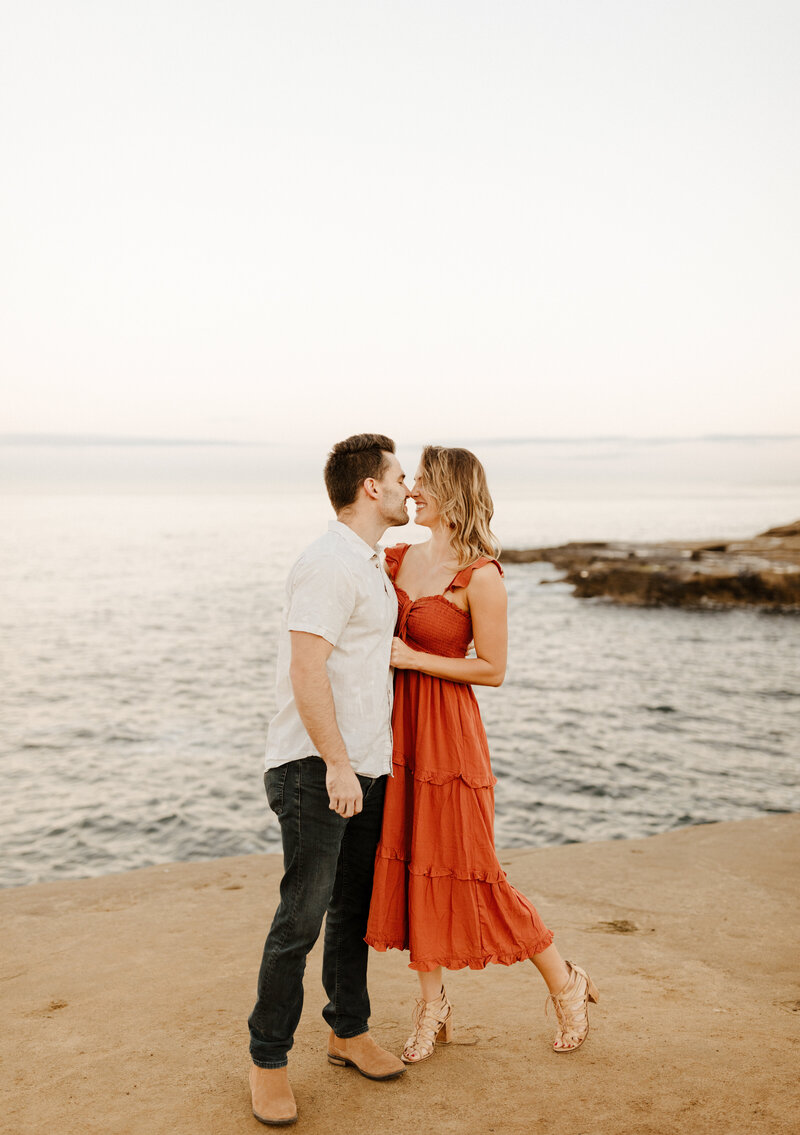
[365,445,598,1062]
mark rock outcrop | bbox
[500,522,800,609]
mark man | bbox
[248,433,411,1126]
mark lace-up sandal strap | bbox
[402,989,453,1063]
[546,961,598,1054]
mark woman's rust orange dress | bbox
[365,544,553,971]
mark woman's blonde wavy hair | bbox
[419,445,501,569]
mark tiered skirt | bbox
[365,670,553,971]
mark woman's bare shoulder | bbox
[466,558,506,596]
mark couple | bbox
[248,434,598,1126]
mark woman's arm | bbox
[390,564,508,686]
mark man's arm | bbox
[289,630,363,818]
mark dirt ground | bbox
[2,814,798,1135]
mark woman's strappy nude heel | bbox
[402,986,454,1063]
[546,960,599,1053]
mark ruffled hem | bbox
[375,845,507,883]
[364,933,555,972]
[392,754,497,789]
[367,860,555,972]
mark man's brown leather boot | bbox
[249,1065,297,1126]
[326,1030,406,1080]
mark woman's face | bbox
[411,464,441,528]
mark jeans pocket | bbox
[265,767,288,817]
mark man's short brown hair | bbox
[324,433,396,512]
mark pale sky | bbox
[2,0,798,443]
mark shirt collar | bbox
[328,519,379,559]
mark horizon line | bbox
[2,431,799,448]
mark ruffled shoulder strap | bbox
[383,543,411,581]
[447,556,504,591]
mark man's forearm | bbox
[290,659,351,768]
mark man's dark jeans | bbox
[248,756,387,1068]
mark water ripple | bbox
[1,495,798,887]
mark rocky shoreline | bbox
[500,520,800,609]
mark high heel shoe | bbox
[401,986,453,1063]
[546,960,599,1053]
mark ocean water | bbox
[1,436,799,888]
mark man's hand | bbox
[326,762,363,817]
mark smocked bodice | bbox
[384,544,502,659]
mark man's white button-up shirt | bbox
[264,520,397,777]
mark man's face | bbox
[375,452,411,527]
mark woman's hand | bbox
[390,637,421,670]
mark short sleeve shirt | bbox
[264,520,398,777]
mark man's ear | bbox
[363,477,380,500]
